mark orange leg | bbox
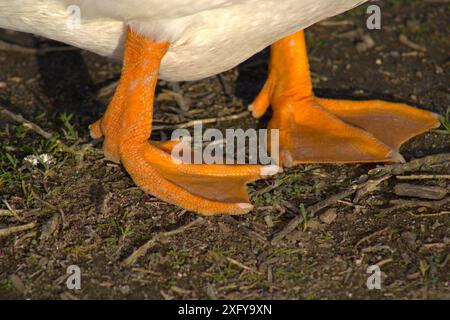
[90,28,280,215]
[251,30,440,166]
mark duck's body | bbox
[0,0,365,81]
[0,0,440,215]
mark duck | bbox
[0,0,440,215]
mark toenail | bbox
[387,150,406,163]
[238,203,254,210]
[261,165,281,177]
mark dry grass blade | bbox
[226,257,262,274]
[0,222,37,238]
[0,209,23,217]
[0,105,53,139]
[411,211,450,218]
[399,34,427,52]
[353,227,390,251]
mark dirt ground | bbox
[0,1,449,300]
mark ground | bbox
[0,1,449,299]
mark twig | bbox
[353,227,390,251]
[410,211,450,218]
[399,34,427,52]
[226,257,262,275]
[308,186,359,215]
[393,183,447,200]
[420,243,446,251]
[271,186,358,244]
[0,105,52,139]
[131,268,162,276]
[376,258,394,268]
[8,123,101,162]
[1,199,22,220]
[396,174,450,180]
[354,175,391,203]
[368,153,450,176]
[152,111,249,131]
[0,209,23,217]
[380,198,450,215]
[122,218,205,266]
[0,222,37,238]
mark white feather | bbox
[0,0,367,81]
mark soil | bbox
[0,0,449,299]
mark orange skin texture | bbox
[91,28,440,215]
[90,28,270,215]
[251,30,440,166]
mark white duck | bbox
[0,0,439,215]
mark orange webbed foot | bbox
[251,30,440,166]
[89,27,280,215]
[264,96,439,166]
[121,140,279,215]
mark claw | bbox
[387,150,406,164]
[89,119,103,139]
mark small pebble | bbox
[319,208,337,224]
[357,174,369,184]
